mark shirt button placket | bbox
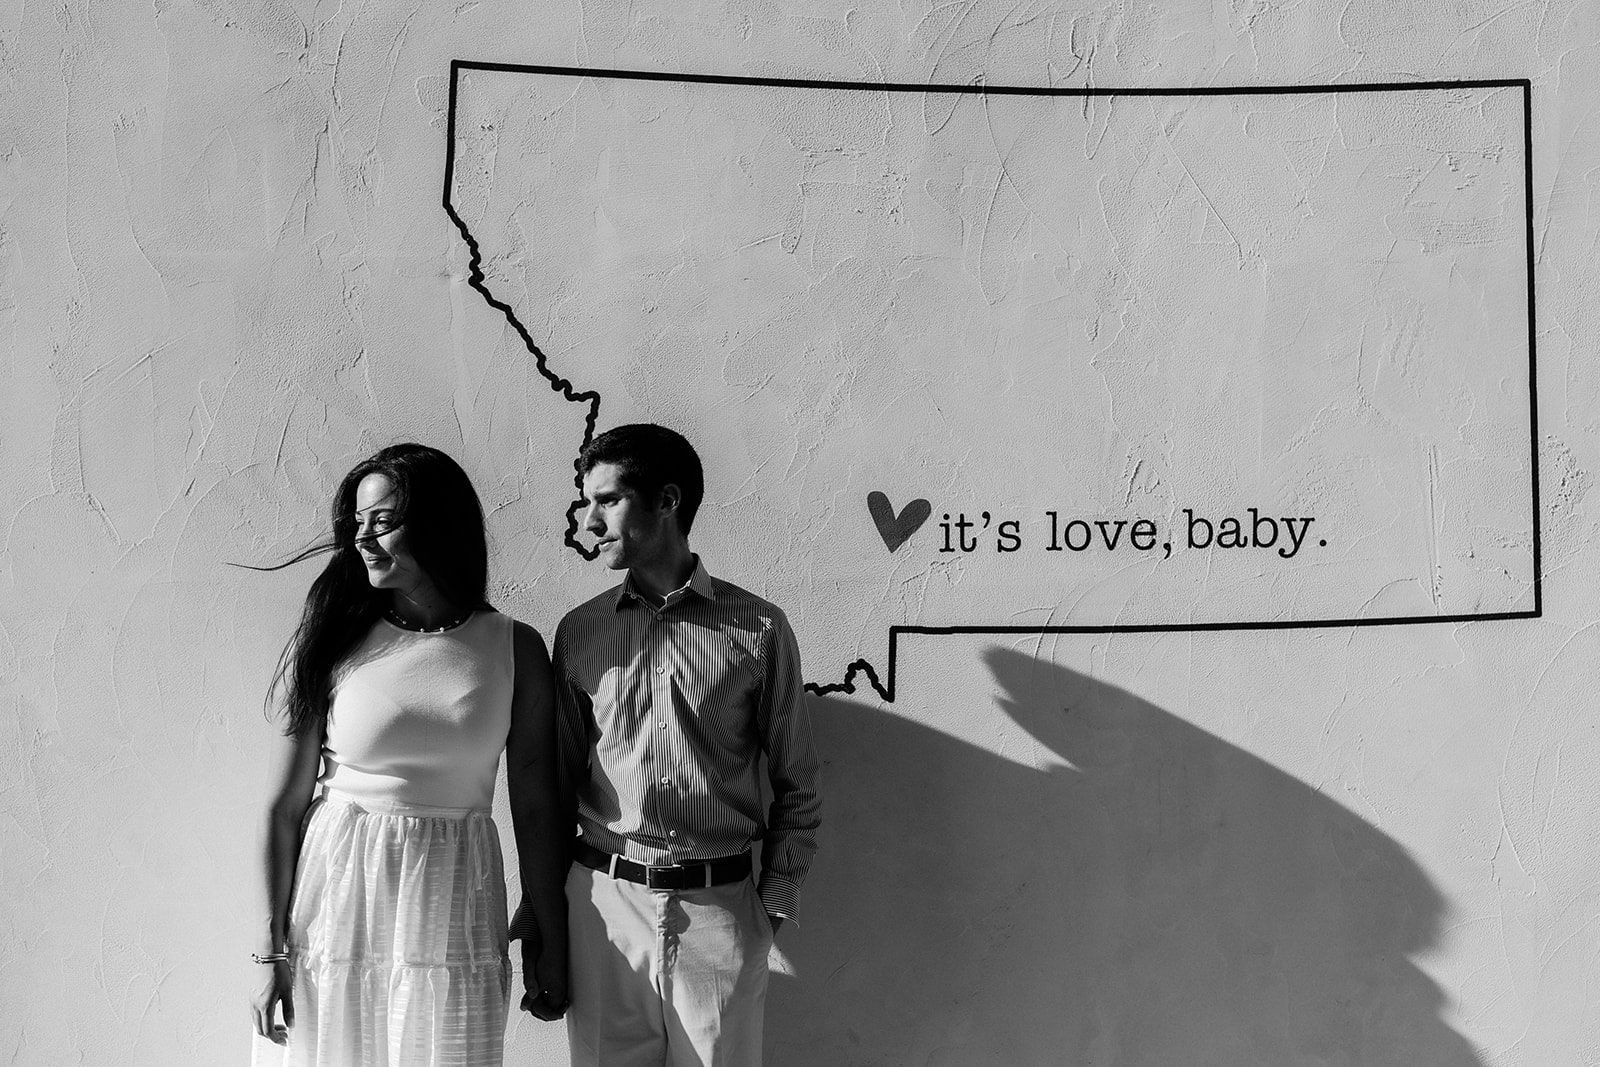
[649,618,675,853]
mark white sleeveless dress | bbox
[285,610,515,1066]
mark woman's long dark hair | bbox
[261,443,491,738]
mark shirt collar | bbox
[614,555,716,611]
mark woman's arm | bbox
[250,722,324,1045]
[506,621,571,1020]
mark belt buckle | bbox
[645,864,674,890]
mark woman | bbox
[249,443,569,1064]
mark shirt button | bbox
[668,830,678,838]
[660,776,671,786]
[655,666,665,675]
[658,721,667,729]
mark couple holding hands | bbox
[250,425,822,1066]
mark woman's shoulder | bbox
[499,616,553,694]
[497,613,549,657]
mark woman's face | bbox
[352,473,429,597]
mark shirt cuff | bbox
[757,874,801,923]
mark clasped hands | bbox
[520,943,570,1021]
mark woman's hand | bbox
[257,722,323,1046]
[250,960,295,1045]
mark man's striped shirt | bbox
[553,558,821,919]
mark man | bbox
[552,423,821,1065]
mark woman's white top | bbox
[319,610,514,811]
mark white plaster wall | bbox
[2,1,1598,1063]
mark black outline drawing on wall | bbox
[442,63,1540,702]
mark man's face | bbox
[580,461,673,571]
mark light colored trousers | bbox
[566,864,773,1066]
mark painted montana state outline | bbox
[444,64,1538,700]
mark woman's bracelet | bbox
[251,951,290,964]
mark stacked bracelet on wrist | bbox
[251,951,290,964]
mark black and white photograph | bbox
[1,1,1591,1063]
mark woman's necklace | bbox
[384,607,472,633]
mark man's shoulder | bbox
[705,575,792,629]
[554,584,625,635]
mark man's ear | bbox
[658,483,682,517]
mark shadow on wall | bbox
[766,647,1482,1067]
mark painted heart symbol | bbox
[867,492,932,553]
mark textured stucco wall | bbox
[3,1,1598,1064]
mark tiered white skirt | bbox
[284,791,511,1066]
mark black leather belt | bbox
[575,838,751,890]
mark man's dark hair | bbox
[578,423,705,535]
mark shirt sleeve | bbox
[754,608,822,921]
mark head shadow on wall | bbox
[766,646,1481,1067]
